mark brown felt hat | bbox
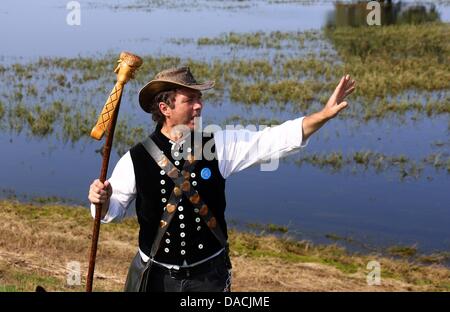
[138,66,215,113]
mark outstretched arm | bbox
[302,74,356,141]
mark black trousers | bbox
[124,251,232,292]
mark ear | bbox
[159,101,171,118]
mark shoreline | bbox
[2,194,449,262]
[1,199,449,291]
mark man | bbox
[88,66,356,292]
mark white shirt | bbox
[91,117,309,262]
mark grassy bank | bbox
[1,199,450,292]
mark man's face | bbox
[163,88,203,130]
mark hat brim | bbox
[139,79,215,113]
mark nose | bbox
[193,99,203,110]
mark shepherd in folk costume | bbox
[88,66,356,292]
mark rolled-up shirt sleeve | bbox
[214,117,309,179]
[90,151,136,223]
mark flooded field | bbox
[0,0,449,255]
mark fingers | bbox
[346,79,356,90]
[334,74,353,102]
[92,179,104,189]
[343,77,355,91]
[338,78,356,102]
[332,75,347,98]
[341,75,353,94]
[88,179,112,204]
[337,101,348,112]
[343,85,356,99]
[103,180,112,194]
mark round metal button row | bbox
[160,180,165,185]
[198,244,203,250]
[178,206,184,212]
[161,189,166,194]
[160,170,165,175]
[194,208,199,213]
[195,217,200,223]
[165,238,170,244]
[161,198,167,203]
[192,181,197,186]
[174,151,180,157]
[164,248,169,253]
[180,223,185,229]
[197,226,201,231]
[180,232,185,238]
[181,241,186,247]
[174,160,180,166]
[191,173,196,178]
[179,214,184,220]
[180,250,186,255]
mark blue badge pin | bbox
[200,167,212,180]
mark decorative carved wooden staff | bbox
[87,51,143,292]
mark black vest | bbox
[129,127,228,265]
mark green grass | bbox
[325,22,449,61]
[230,230,360,274]
[325,22,450,100]
[197,30,323,49]
[388,245,418,258]
[246,222,289,234]
[11,271,60,292]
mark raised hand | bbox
[322,74,356,120]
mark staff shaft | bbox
[86,83,123,292]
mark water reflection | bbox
[326,1,441,28]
